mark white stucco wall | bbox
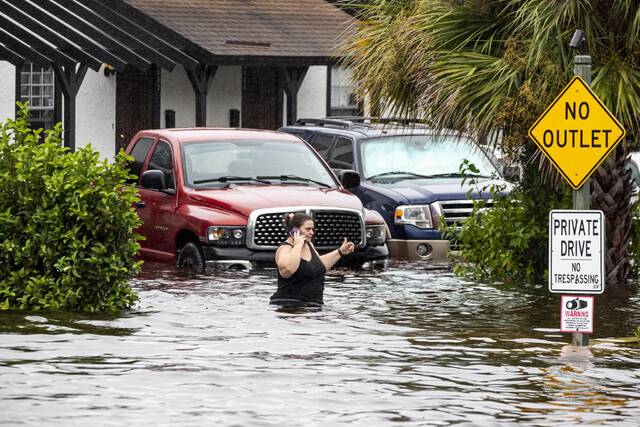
[0,62,15,122]
[297,66,327,120]
[161,65,242,128]
[161,66,195,128]
[207,66,242,127]
[284,65,328,125]
[75,66,117,159]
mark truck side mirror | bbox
[338,170,360,190]
[141,169,167,191]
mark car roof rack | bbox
[294,118,355,129]
[324,116,430,128]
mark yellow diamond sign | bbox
[528,76,625,189]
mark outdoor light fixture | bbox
[103,64,116,77]
[569,29,587,54]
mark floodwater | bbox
[1,261,639,426]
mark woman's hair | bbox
[283,212,313,232]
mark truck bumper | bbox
[387,239,449,261]
[201,244,389,270]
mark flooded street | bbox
[1,261,639,426]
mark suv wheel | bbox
[177,242,205,271]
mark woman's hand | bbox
[339,238,355,255]
[292,230,306,247]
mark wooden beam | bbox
[49,0,176,71]
[83,0,200,70]
[40,0,152,71]
[0,43,25,66]
[52,63,88,152]
[0,0,102,71]
[0,29,52,66]
[6,0,128,72]
[279,66,308,125]
[0,14,77,67]
[99,0,215,65]
[186,64,217,127]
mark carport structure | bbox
[0,0,353,151]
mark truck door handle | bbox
[135,201,146,209]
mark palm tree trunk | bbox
[591,141,633,288]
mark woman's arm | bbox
[318,238,355,271]
[276,237,305,278]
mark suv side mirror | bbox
[141,169,167,191]
[501,165,521,182]
[338,170,360,190]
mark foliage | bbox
[0,104,141,312]
[443,161,571,284]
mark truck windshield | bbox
[360,135,499,180]
[182,140,337,188]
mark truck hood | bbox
[364,177,511,204]
[184,185,363,217]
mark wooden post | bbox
[52,63,89,151]
[279,66,309,125]
[186,64,217,127]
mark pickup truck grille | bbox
[249,208,364,250]
[438,199,493,227]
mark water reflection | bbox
[1,260,639,425]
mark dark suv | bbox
[280,118,509,260]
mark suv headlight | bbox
[206,226,246,246]
[394,205,434,229]
[365,225,387,246]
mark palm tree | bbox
[339,0,638,288]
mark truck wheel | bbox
[177,242,205,272]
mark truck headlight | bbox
[365,225,387,246]
[394,205,434,229]
[207,226,246,246]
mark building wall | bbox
[161,66,195,128]
[207,66,242,127]
[0,62,15,122]
[76,65,117,159]
[297,66,327,121]
[161,65,242,128]
[283,65,328,125]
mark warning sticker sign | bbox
[560,295,594,333]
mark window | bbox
[329,137,354,169]
[328,66,361,117]
[18,63,57,130]
[308,133,334,158]
[129,138,155,182]
[148,141,175,189]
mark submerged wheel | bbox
[176,242,205,271]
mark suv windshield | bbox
[183,140,336,188]
[360,134,499,179]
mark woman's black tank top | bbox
[270,241,327,305]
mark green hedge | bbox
[0,105,142,312]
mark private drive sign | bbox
[529,76,625,189]
[549,210,604,294]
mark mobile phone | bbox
[289,227,300,237]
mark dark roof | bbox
[124,0,356,63]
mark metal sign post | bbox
[572,54,591,347]
[529,30,626,348]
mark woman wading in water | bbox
[270,212,355,307]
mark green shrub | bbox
[444,161,571,285]
[0,104,142,312]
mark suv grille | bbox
[438,199,493,227]
[251,209,363,250]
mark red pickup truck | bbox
[125,128,389,270]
